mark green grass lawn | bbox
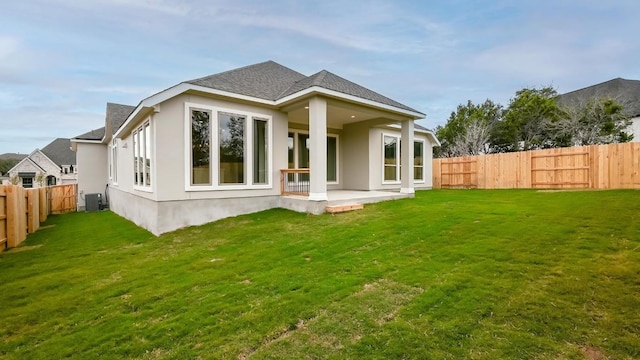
[1,190,639,359]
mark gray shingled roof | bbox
[186,61,306,101]
[41,138,76,166]
[186,60,423,115]
[558,78,640,116]
[74,127,106,141]
[107,102,136,134]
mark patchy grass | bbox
[0,190,639,359]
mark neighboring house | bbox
[72,61,440,235]
[6,138,77,188]
[557,77,640,141]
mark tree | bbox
[554,98,633,146]
[0,158,20,176]
[435,100,502,157]
[493,87,562,151]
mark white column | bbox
[308,97,328,201]
[400,119,414,194]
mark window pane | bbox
[133,131,139,185]
[219,113,246,184]
[384,136,398,181]
[253,118,268,184]
[327,136,337,182]
[297,133,310,182]
[414,141,423,181]
[145,123,151,186]
[191,109,211,185]
[414,141,423,166]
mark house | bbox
[6,138,77,188]
[72,61,439,235]
[557,77,640,141]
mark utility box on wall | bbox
[85,193,102,212]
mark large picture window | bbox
[219,113,246,185]
[191,109,211,185]
[186,103,272,190]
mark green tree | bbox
[492,87,562,151]
[0,158,20,175]
[435,99,502,157]
[554,98,633,146]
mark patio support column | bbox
[308,96,328,201]
[400,119,415,194]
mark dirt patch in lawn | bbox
[4,244,43,253]
[580,345,606,360]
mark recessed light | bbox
[350,115,356,118]
[304,106,309,109]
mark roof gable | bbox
[107,102,136,135]
[558,78,640,116]
[41,138,76,166]
[186,61,307,101]
[280,70,420,113]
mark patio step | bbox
[325,203,364,214]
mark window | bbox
[133,120,152,188]
[219,112,246,185]
[414,140,424,182]
[22,177,33,188]
[191,109,211,185]
[186,103,272,190]
[383,134,400,182]
[253,118,268,184]
[287,130,339,183]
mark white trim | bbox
[382,132,401,185]
[400,187,415,194]
[131,117,153,191]
[184,102,273,192]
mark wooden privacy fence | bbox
[0,184,76,252]
[433,142,640,189]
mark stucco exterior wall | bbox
[109,186,280,235]
[630,116,640,142]
[342,121,371,190]
[76,142,108,210]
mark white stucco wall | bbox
[630,116,640,142]
[76,142,108,210]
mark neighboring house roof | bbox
[7,153,48,175]
[557,78,640,117]
[41,138,76,166]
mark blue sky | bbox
[1,0,639,154]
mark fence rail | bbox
[0,184,76,252]
[433,142,640,189]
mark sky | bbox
[1,0,639,154]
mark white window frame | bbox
[287,129,339,185]
[184,102,273,191]
[110,138,118,185]
[382,133,401,184]
[414,139,425,183]
[132,118,153,192]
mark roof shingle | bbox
[558,78,640,116]
[41,138,76,166]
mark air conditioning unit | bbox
[85,193,102,212]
